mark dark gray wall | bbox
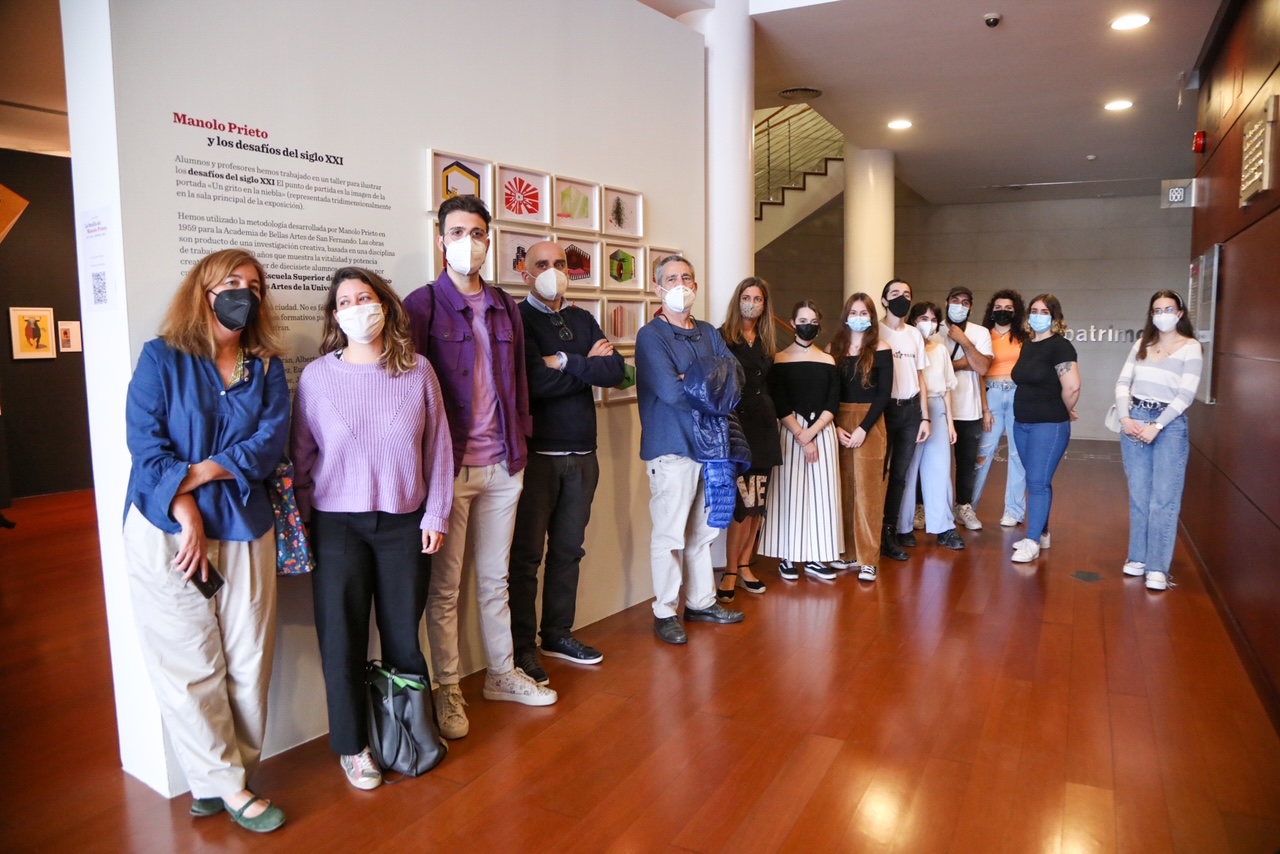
[0,149,92,498]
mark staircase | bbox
[754,105,844,251]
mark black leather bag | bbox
[366,661,447,778]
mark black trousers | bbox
[953,418,983,505]
[311,509,431,756]
[508,452,600,653]
[883,397,923,527]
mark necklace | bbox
[795,339,813,349]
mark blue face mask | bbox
[846,316,872,333]
[1028,314,1053,334]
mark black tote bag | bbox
[366,661,448,778]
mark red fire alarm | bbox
[1193,130,1206,153]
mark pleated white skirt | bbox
[758,414,844,562]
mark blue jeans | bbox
[1013,420,1070,541]
[1120,406,1189,577]
[972,382,1026,521]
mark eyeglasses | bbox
[549,312,573,341]
[1151,306,1180,316]
[445,226,488,241]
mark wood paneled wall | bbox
[1186,0,1280,720]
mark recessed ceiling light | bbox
[1111,14,1150,30]
[888,119,913,130]
[1105,100,1133,111]
[778,87,822,101]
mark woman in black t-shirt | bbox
[1010,293,1081,564]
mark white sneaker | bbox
[827,559,857,570]
[857,564,877,582]
[955,503,983,530]
[340,747,382,790]
[1039,532,1051,549]
[1000,514,1020,527]
[1011,539,1040,563]
[1123,561,1146,577]
[435,683,469,739]
[484,668,558,706]
[1145,571,1169,591]
[913,504,925,530]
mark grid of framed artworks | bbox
[426,150,681,405]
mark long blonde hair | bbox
[158,248,284,360]
[319,267,418,377]
[719,276,778,356]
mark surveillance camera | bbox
[984,12,1002,27]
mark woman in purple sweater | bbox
[291,267,453,790]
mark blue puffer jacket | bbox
[682,353,751,528]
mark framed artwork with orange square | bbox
[10,307,57,359]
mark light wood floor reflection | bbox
[2,444,1279,852]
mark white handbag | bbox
[1104,404,1122,433]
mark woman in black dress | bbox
[717,277,782,600]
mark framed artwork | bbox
[566,295,603,327]
[429,224,495,283]
[561,236,602,289]
[647,247,682,293]
[9,307,56,359]
[603,243,645,292]
[605,354,638,404]
[426,150,494,212]
[495,164,552,226]
[58,320,83,353]
[604,296,646,347]
[552,176,601,232]
[647,297,664,321]
[494,228,551,286]
[602,187,644,238]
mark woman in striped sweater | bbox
[291,267,454,789]
[1114,289,1202,591]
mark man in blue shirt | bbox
[636,255,746,644]
[508,241,625,686]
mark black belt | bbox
[892,394,920,406]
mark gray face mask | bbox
[740,300,764,319]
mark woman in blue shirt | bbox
[122,248,290,833]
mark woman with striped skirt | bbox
[759,301,843,581]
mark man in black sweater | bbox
[507,241,625,687]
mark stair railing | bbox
[755,105,844,210]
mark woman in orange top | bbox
[971,290,1027,527]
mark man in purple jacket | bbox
[405,195,556,741]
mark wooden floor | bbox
[3,446,1280,853]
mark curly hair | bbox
[981,289,1028,345]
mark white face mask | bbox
[336,303,385,345]
[533,268,568,301]
[662,285,695,314]
[740,300,764,320]
[917,320,936,339]
[1152,313,1179,333]
[445,235,487,276]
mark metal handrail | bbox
[755,104,843,207]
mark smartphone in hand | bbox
[189,563,226,599]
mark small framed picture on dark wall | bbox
[9,307,57,360]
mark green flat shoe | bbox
[189,797,224,817]
[227,796,286,833]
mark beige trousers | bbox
[122,506,277,799]
[646,454,718,618]
[426,461,524,684]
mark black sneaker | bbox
[654,616,687,644]
[514,649,549,686]
[936,528,965,550]
[804,562,838,581]
[778,559,799,581]
[541,635,604,665]
[881,526,908,561]
[898,531,918,548]
[684,603,746,624]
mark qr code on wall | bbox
[91,271,107,305]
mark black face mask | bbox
[991,309,1014,327]
[794,322,820,342]
[885,295,911,318]
[212,289,260,332]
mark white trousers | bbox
[427,461,524,684]
[646,454,718,618]
[122,506,277,799]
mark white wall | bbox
[63,0,705,796]
[896,196,1193,440]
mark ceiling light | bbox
[1105,100,1133,111]
[778,87,822,101]
[887,119,913,130]
[1111,14,1150,30]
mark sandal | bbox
[716,570,738,602]
[227,795,286,834]
[738,564,766,594]
[190,797,224,817]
